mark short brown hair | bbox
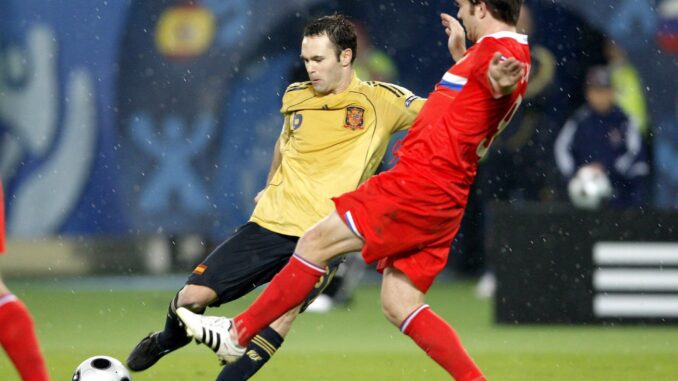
[471,0,524,25]
[303,14,358,63]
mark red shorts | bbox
[333,165,469,293]
[0,182,4,254]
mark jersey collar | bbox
[477,31,528,45]
[348,72,361,91]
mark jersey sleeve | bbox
[375,82,425,133]
[470,38,517,96]
[554,117,579,177]
[280,81,312,114]
[613,116,644,177]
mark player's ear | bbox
[477,1,489,19]
[340,48,353,66]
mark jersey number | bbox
[475,95,523,158]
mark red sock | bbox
[402,305,485,381]
[234,254,325,346]
[0,294,50,381]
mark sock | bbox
[215,326,284,381]
[234,254,324,346]
[402,305,485,381]
[0,294,50,381]
[321,274,343,298]
[157,293,195,350]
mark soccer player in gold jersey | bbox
[127,14,425,381]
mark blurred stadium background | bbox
[1,0,678,380]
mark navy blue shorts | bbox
[186,222,341,309]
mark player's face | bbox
[455,0,479,41]
[586,87,616,114]
[301,34,347,95]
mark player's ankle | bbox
[232,329,239,346]
[232,322,245,347]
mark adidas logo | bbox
[200,327,221,353]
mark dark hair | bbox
[303,14,358,63]
[471,0,523,25]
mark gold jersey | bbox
[250,74,425,236]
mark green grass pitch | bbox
[1,278,677,380]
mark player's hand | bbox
[254,189,265,203]
[488,52,525,95]
[440,13,466,62]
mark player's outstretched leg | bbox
[215,260,340,380]
[0,292,51,381]
[179,213,361,364]
[175,253,326,365]
[402,306,486,381]
[127,291,198,371]
[382,267,485,381]
[177,307,246,364]
[214,324,285,380]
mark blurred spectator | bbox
[353,22,399,83]
[554,66,650,208]
[604,39,649,137]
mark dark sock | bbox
[215,326,284,381]
[157,293,197,350]
[322,274,343,298]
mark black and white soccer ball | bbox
[567,165,612,210]
[72,356,131,381]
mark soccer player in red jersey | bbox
[0,182,51,381]
[179,1,529,379]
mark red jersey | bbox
[334,32,530,292]
[396,31,530,187]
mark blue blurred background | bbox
[0,0,676,258]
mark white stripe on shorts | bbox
[343,211,364,239]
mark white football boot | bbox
[176,307,246,364]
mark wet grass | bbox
[2,279,677,380]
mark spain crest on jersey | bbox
[344,106,365,130]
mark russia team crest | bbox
[344,106,365,130]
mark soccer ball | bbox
[567,165,612,210]
[72,356,131,381]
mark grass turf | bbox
[1,278,677,380]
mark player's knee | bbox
[381,292,422,327]
[381,297,406,326]
[297,227,322,253]
[296,228,328,264]
[177,285,216,311]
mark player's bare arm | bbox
[488,52,525,97]
[440,13,466,62]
